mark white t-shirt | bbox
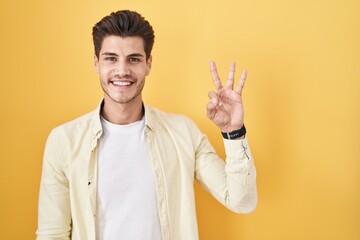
[95,116,161,240]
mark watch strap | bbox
[221,125,246,139]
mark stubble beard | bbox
[101,76,145,105]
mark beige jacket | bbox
[36,102,257,240]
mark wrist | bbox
[221,125,246,140]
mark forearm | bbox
[223,137,257,213]
[36,130,72,239]
[195,136,257,214]
[36,182,72,239]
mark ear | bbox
[146,55,152,76]
[94,54,100,74]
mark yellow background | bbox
[0,0,359,239]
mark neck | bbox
[101,97,144,125]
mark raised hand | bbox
[206,61,247,133]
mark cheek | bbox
[137,65,150,77]
[99,66,112,78]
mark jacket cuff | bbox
[223,137,249,159]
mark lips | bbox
[110,76,135,87]
[112,81,132,86]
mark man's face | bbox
[94,35,152,105]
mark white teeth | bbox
[113,81,131,86]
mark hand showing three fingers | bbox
[206,61,247,133]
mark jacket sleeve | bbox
[36,129,72,239]
[194,125,258,214]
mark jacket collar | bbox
[91,99,155,140]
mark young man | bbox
[36,10,257,240]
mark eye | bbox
[129,57,141,63]
[104,57,117,62]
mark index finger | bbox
[209,61,223,90]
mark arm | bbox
[195,131,257,213]
[36,129,72,239]
[195,61,257,213]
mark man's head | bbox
[92,10,155,60]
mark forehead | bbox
[100,35,145,55]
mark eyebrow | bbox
[101,52,144,58]
[128,53,144,58]
[102,52,118,56]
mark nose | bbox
[113,59,130,76]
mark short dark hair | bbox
[92,10,155,60]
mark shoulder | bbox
[146,105,197,127]
[47,109,98,143]
[145,105,202,138]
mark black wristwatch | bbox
[221,125,246,139]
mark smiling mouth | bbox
[112,81,132,86]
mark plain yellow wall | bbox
[0,0,359,239]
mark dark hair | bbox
[92,10,155,60]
